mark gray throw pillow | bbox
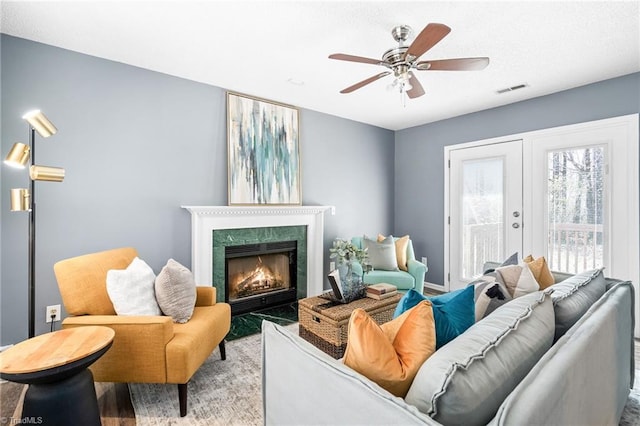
[483,252,519,274]
[362,235,399,271]
[155,259,197,323]
[549,268,606,341]
[405,291,554,425]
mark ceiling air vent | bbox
[496,83,528,94]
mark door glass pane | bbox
[547,146,605,273]
[461,157,504,280]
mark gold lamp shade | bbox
[22,110,57,138]
[29,165,65,182]
[10,188,31,211]
[4,143,30,168]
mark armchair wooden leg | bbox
[178,383,188,417]
[219,340,226,360]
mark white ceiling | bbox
[1,1,639,130]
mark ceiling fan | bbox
[329,23,489,99]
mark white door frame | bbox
[443,114,639,337]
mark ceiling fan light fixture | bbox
[329,22,489,101]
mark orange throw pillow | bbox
[524,255,555,289]
[343,300,436,397]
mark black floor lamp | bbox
[4,110,65,338]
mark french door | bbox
[446,115,639,339]
[448,140,523,290]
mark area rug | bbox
[130,334,639,426]
[620,371,640,426]
[129,323,298,425]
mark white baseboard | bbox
[424,282,446,293]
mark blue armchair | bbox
[350,236,427,295]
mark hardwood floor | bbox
[95,382,136,426]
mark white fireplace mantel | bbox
[182,205,335,297]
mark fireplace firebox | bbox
[225,241,297,315]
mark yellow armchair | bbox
[53,247,231,417]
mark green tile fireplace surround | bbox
[212,226,308,304]
[181,205,334,304]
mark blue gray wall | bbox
[0,35,394,344]
[2,34,638,345]
[395,72,640,286]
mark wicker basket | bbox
[298,294,402,359]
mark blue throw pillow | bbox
[394,287,475,349]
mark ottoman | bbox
[298,293,402,358]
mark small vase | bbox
[338,261,365,302]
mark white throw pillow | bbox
[155,259,197,323]
[106,257,162,316]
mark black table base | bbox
[22,368,101,426]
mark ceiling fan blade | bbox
[416,57,490,71]
[340,72,391,94]
[406,72,425,99]
[404,23,451,61]
[329,53,383,65]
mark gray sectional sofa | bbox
[262,268,635,425]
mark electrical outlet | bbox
[329,261,336,271]
[46,304,61,323]
[421,256,428,267]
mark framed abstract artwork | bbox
[227,92,301,205]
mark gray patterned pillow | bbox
[471,278,512,321]
[155,259,197,323]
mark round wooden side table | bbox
[0,326,115,426]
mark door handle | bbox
[513,211,520,217]
[512,223,520,229]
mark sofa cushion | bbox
[155,258,197,323]
[106,257,162,316]
[394,287,475,349]
[363,270,415,290]
[363,235,399,271]
[404,290,554,426]
[548,268,606,341]
[343,300,436,397]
